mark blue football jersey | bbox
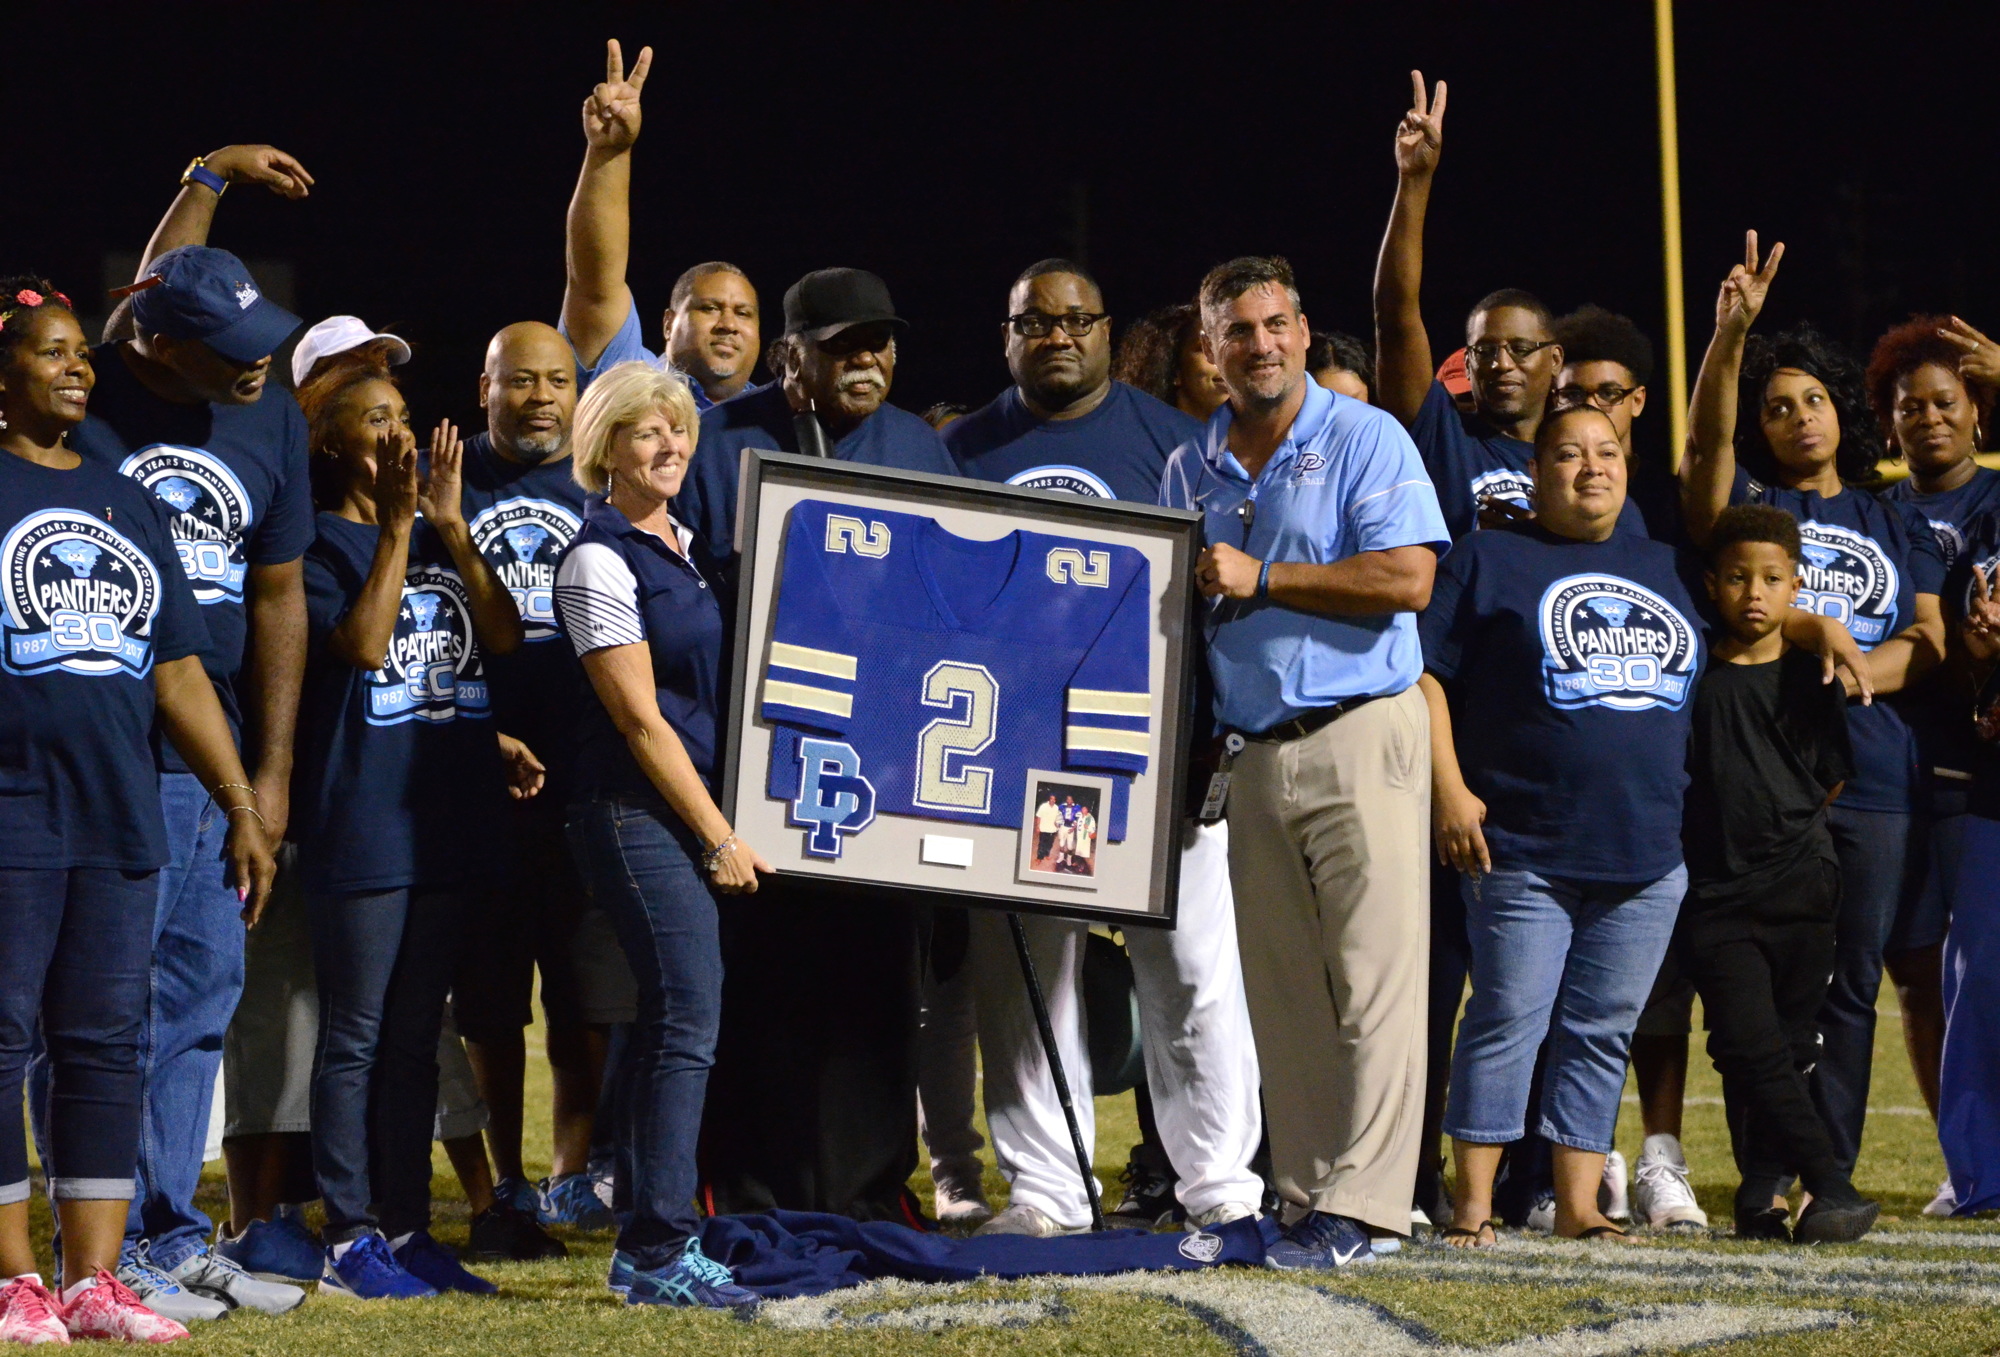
[760,499,1153,858]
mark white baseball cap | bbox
[290,315,412,387]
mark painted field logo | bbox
[1006,465,1114,499]
[1,509,162,678]
[1470,466,1534,513]
[469,497,582,642]
[1539,573,1698,712]
[1794,521,1900,645]
[119,445,253,604]
[366,563,489,725]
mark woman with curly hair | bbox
[1111,303,1228,422]
[1868,314,2000,1215]
[1683,234,1947,1208]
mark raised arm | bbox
[1681,230,1785,546]
[419,420,524,657]
[560,39,652,368]
[328,432,419,672]
[1373,70,1447,426]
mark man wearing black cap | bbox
[677,266,956,563]
[64,218,312,1317]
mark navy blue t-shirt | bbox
[458,433,590,798]
[945,381,1198,503]
[1411,380,1647,543]
[1949,510,2000,819]
[71,346,314,771]
[293,513,505,895]
[1420,524,1705,882]
[677,381,958,564]
[553,497,726,803]
[1731,468,1946,812]
[1884,465,2000,570]
[0,453,209,869]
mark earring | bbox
[0,413,9,431]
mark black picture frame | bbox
[720,450,1200,928]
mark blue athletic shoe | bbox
[619,1240,760,1310]
[216,1214,325,1283]
[606,1252,635,1296]
[319,1233,438,1300]
[494,1175,541,1216]
[392,1230,498,1295]
[539,1173,617,1232]
[1265,1211,1376,1270]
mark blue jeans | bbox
[1814,805,1919,1176]
[1446,865,1686,1152]
[567,798,722,1268]
[308,887,464,1241]
[3,869,155,1204]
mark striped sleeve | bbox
[1064,554,1153,774]
[759,506,858,733]
[554,541,644,656]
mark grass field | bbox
[22,985,1997,1356]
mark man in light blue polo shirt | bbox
[1161,255,1447,1270]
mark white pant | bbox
[968,821,1264,1227]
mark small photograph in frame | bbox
[1017,771,1111,890]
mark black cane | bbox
[1006,911,1105,1231]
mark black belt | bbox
[1234,691,1390,744]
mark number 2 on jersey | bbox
[914,661,998,814]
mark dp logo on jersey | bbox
[1,510,162,678]
[1793,523,1901,646]
[1538,573,1698,712]
[470,497,582,642]
[119,446,253,604]
[790,737,877,858]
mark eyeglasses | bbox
[1555,382,1640,410]
[1007,311,1109,339]
[1466,339,1556,366]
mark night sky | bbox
[7,4,1992,468]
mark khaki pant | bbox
[1225,684,1430,1236]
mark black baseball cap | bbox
[783,268,907,342]
[118,246,301,364]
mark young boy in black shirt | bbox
[1680,504,1880,1243]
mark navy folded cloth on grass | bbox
[696,1209,1276,1298]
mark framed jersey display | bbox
[720,451,1200,927]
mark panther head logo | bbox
[1800,542,1841,570]
[51,540,102,578]
[1586,597,1633,627]
[408,592,441,631]
[504,524,550,563]
[155,476,202,513]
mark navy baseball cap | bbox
[121,246,301,364]
[783,268,907,342]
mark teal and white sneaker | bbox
[618,1241,759,1311]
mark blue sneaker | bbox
[392,1230,498,1296]
[606,1252,635,1296]
[539,1173,616,1232]
[319,1232,438,1300]
[216,1214,325,1283]
[620,1240,759,1310]
[495,1176,541,1215]
[1265,1211,1376,1270]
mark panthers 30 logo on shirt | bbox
[1470,467,1534,514]
[469,497,582,642]
[119,446,253,604]
[366,563,490,725]
[1,509,163,679]
[1538,573,1698,712]
[1794,522,1900,646]
[1006,465,1115,499]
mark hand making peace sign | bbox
[583,37,653,152]
[1394,69,1447,179]
[1715,229,1785,337]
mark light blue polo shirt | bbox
[1159,380,1447,733]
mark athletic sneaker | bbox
[1924,1178,1958,1219]
[1598,1149,1631,1222]
[494,1176,541,1216]
[112,1255,227,1325]
[606,1252,636,1297]
[1795,1196,1880,1244]
[933,1179,994,1230]
[317,1233,436,1301]
[1631,1134,1709,1231]
[0,1274,70,1346]
[1106,1153,1181,1230]
[391,1232,496,1296]
[1524,1191,1557,1234]
[538,1174,616,1232]
[60,1272,189,1344]
[469,1203,568,1262]
[165,1247,306,1315]
[1266,1211,1375,1270]
[1185,1203,1256,1231]
[1735,1207,1792,1242]
[974,1204,1090,1238]
[619,1242,760,1311]
[215,1214,325,1283]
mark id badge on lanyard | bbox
[1198,733,1246,823]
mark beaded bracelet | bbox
[702,835,739,873]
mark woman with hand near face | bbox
[552,362,769,1310]
[290,358,523,1302]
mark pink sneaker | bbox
[60,1273,187,1345]
[0,1275,71,1346]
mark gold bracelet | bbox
[223,804,268,831]
[214,783,258,798]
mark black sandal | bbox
[1440,1221,1496,1245]
[1576,1224,1630,1241]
